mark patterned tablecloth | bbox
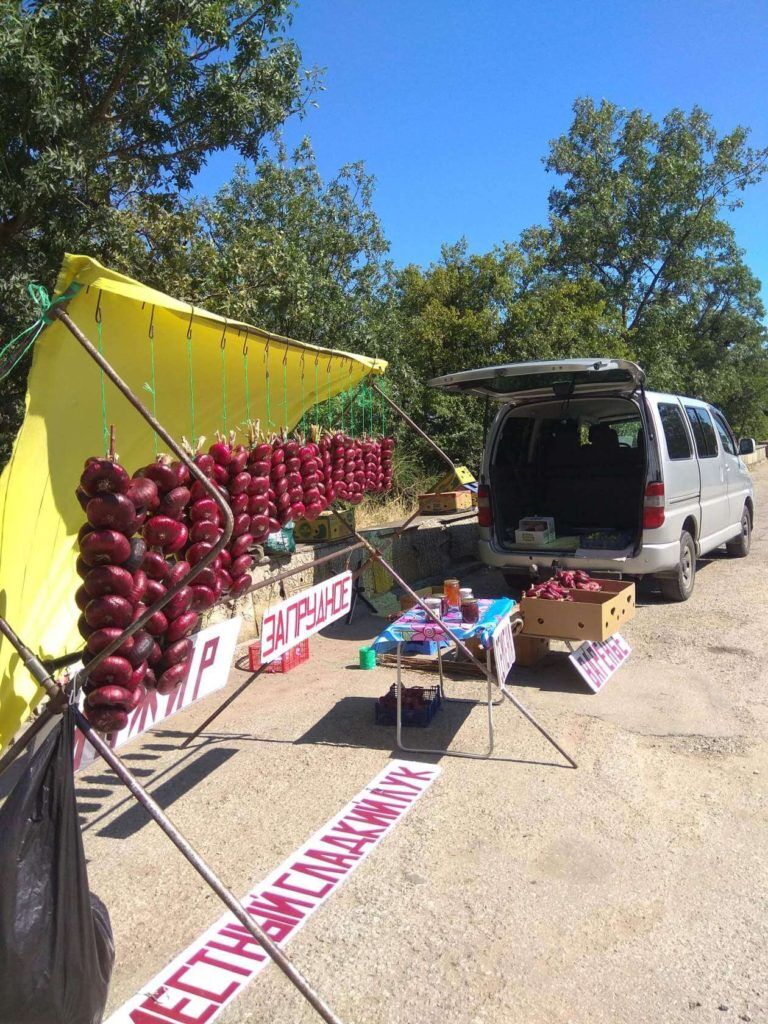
[371,597,516,652]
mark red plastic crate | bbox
[248,639,309,673]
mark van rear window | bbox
[658,403,692,460]
[470,368,635,394]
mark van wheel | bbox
[659,531,696,602]
[725,507,751,558]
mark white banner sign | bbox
[568,632,631,693]
[259,571,353,664]
[491,613,516,684]
[106,759,441,1024]
[74,616,241,772]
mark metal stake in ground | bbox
[327,507,577,768]
[0,615,346,1024]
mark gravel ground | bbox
[79,463,768,1024]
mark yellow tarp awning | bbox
[0,254,386,750]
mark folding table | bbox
[372,598,517,759]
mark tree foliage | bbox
[0,0,317,462]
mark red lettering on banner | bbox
[322,834,376,857]
[129,1011,167,1024]
[246,889,314,920]
[304,848,359,870]
[238,912,296,943]
[291,861,343,884]
[379,774,423,792]
[136,993,217,1024]
[164,964,239,1004]
[368,786,415,803]
[192,639,219,699]
[207,926,267,963]
[333,819,386,839]
[186,948,250,978]
[354,798,403,818]
[274,871,334,900]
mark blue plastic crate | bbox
[374,685,441,728]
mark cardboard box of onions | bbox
[520,578,635,642]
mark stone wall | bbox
[206,513,479,641]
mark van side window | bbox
[712,410,737,456]
[685,406,718,458]
[659,403,692,460]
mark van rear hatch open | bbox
[429,358,645,402]
[430,359,649,563]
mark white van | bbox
[429,358,755,601]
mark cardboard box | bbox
[418,490,473,515]
[515,526,556,546]
[518,516,555,532]
[520,579,636,641]
[294,508,355,543]
[513,634,550,667]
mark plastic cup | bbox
[359,647,377,670]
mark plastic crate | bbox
[248,639,309,674]
[374,685,441,727]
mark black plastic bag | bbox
[0,708,114,1024]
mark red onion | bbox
[80,530,131,567]
[88,655,133,687]
[85,707,128,732]
[87,628,135,659]
[84,595,133,629]
[80,459,130,497]
[165,611,199,643]
[160,638,194,669]
[156,661,191,695]
[86,684,133,709]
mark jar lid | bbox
[460,588,473,597]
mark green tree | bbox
[183,140,390,354]
[542,98,768,432]
[0,0,318,462]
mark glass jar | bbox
[459,587,473,601]
[461,597,480,623]
[444,578,461,608]
[424,597,442,618]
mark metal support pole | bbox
[327,508,577,768]
[371,382,458,473]
[50,307,234,681]
[0,615,345,1024]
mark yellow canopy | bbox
[0,254,386,750]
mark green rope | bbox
[340,385,345,434]
[326,364,332,428]
[349,382,355,437]
[186,334,197,444]
[0,282,82,381]
[282,347,288,431]
[299,356,306,435]
[243,343,251,424]
[380,380,386,436]
[314,358,320,428]
[220,342,228,434]
[148,333,158,455]
[95,317,110,455]
[265,347,272,431]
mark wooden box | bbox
[418,490,473,515]
[294,508,356,543]
[513,635,550,666]
[520,579,635,642]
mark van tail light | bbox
[643,481,665,529]
[477,484,493,528]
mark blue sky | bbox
[197,0,768,298]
